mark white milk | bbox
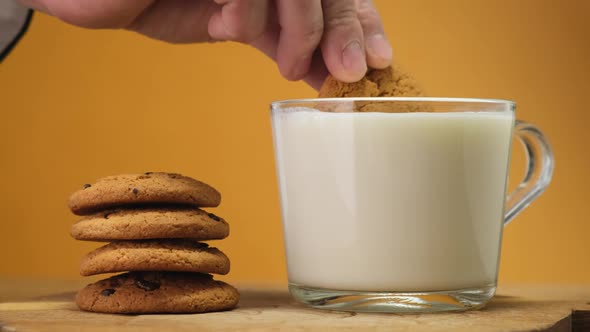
[271,109,514,292]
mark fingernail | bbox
[342,41,367,77]
[366,34,393,63]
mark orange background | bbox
[1,0,588,285]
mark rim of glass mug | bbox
[271,97,516,111]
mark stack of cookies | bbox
[68,172,239,314]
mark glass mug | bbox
[270,98,553,313]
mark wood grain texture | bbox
[0,280,589,332]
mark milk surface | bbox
[271,109,514,291]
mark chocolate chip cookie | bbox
[69,172,221,215]
[80,239,230,276]
[71,207,229,241]
[76,271,239,314]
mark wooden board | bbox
[0,279,589,332]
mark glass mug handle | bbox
[504,120,554,225]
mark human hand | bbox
[20,0,392,89]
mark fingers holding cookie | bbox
[210,0,392,88]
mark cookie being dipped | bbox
[318,65,428,112]
[318,65,423,98]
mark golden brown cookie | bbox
[79,239,230,276]
[71,207,229,242]
[76,271,239,314]
[318,65,423,98]
[317,65,427,113]
[366,66,423,97]
[68,172,221,215]
[317,75,380,98]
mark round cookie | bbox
[317,65,430,113]
[71,207,229,242]
[76,271,239,314]
[318,65,423,99]
[68,172,221,215]
[80,239,230,276]
[365,65,424,97]
[317,74,380,98]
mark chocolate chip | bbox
[132,188,139,194]
[207,213,221,222]
[83,184,91,189]
[144,172,153,175]
[135,279,160,291]
[100,289,116,296]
